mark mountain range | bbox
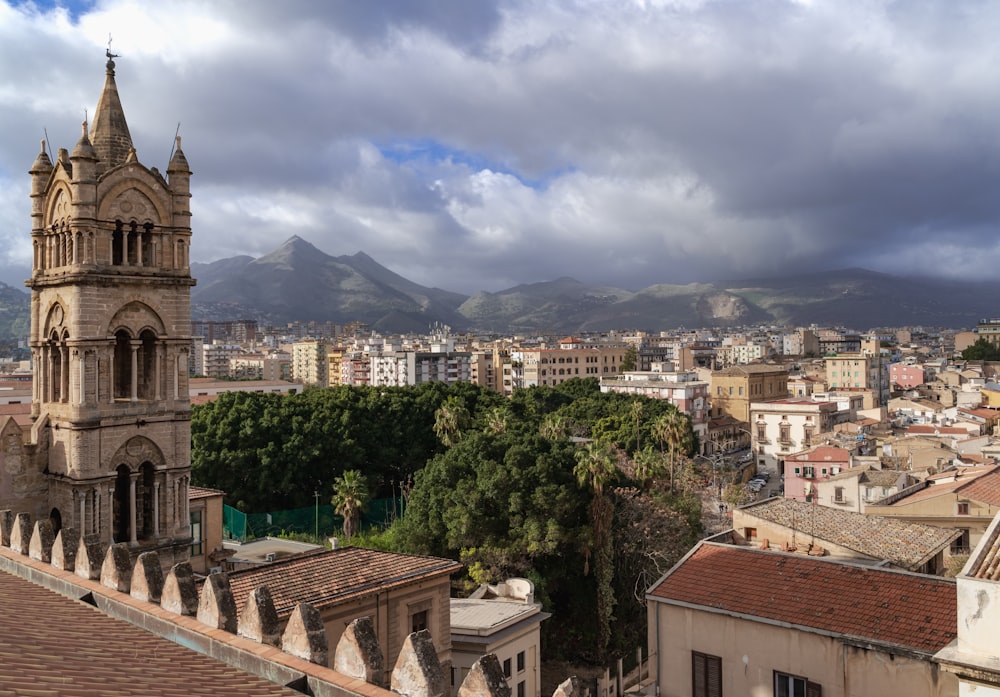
[189,236,993,334]
[0,236,992,340]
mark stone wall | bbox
[0,509,590,697]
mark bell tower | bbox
[26,51,195,565]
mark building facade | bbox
[13,54,195,564]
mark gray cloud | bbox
[2,0,1000,295]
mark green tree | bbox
[962,337,1000,361]
[573,442,618,660]
[331,469,370,540]
[652,409,694,495]
[620,344,638,372]
[433,395,471,447]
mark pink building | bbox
[890,363,925,389]
[783,446,852,502]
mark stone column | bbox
[182,476,190,534]
[130,342,139,401]
[121,232,128,266]
[108,351,116,404]
[155,344,162,401]
[78,489,86,535]
[107,483,115,546]
[61,343,69,403]
[72,232,79,264]
[129,475,138,544]
[153,481,160,537]
[76,350,85,405]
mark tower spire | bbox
[89,48,133,173]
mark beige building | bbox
[646,541,959,697]
[710,364,789,424]
[5,54,195,566]
[865,466,1000,560]
[514,339,628,388]
[226,547,461,673]
[450,578,549,697]
[292,339,329,386]
[732,497,959,574]
[188,486,228,575]
[825,352,888,406]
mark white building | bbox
[600,367,709,443]
[450,578,549,697]
[749,399,838,475]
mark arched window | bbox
[127,221,139,265]
[113,464,131,543]
[49,331,62,403]
[139,462,155,540]
[138,329,157,399]
[114,330,132,399]
[141,223,154,266]
[112,220,124,265]
[49,508,62,538]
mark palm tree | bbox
[330,469,369,540]
[483,406,509,435]
[652,410,693,495]
[573,442,617,660]
[540,413,570,441]
[433,396,470,447]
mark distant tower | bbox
[24,52,195,564]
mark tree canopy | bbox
[190,377,701,664]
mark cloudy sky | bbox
[2,0,1000,295]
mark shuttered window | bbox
[692,651,722,697]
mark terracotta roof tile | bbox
[956,467,1000,506]
[0,568,301,696]
[738,498,959,568]
[649,543,957,654]
[226,546,461,617]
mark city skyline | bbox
[3,0,1000,295]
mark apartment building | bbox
[710,364,789,424]
[514,338,628,388]
[202,342,243,378]
[292,339,329,387]
[600,368,709,442]
[750,399,838,475]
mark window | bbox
[692,651,722,697]
[411,609,428,633]
[744,527,757,541]
[517,682,525,697]
[503,658,512,678]
[774,671,821,697]
[958,502,970,515]
[952,528,970,555]
[517,651,525,673]
[833,487,844,504]
[190,509,203,556]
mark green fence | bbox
[223,497,403,542]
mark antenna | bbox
[43,128,53,161]
[168,122,180,162]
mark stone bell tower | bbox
[24,51,195,565]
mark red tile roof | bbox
[956,467,1000,506]
[0,567,301,696]
[648,543,957,654]
[227,546,461,617]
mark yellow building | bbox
[710,364,789,423]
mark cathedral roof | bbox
[88,54,134,174]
